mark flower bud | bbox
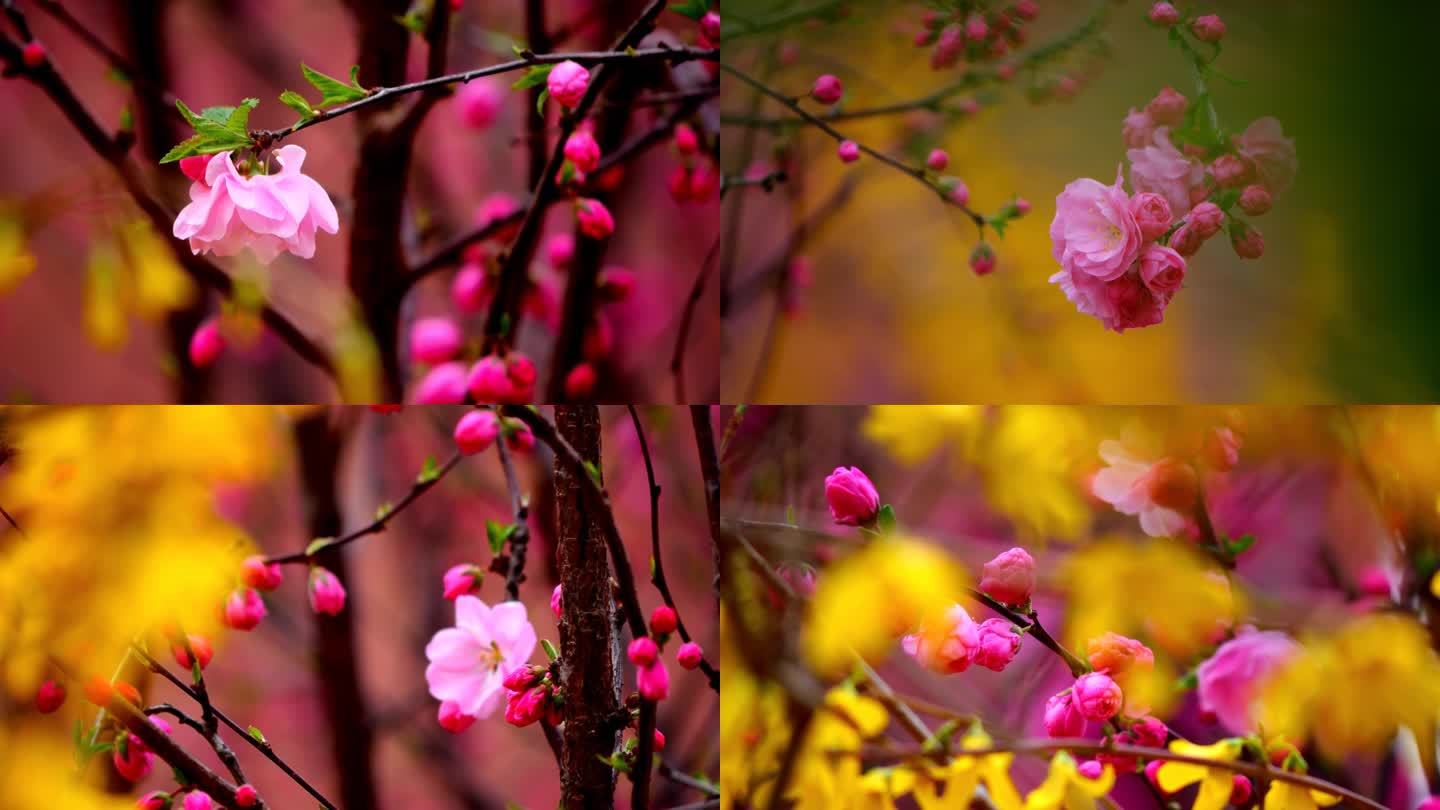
[551,584,563,619]
[963,13,988,42]
[113,736,155,782]
[21,40,47,67]
[575,198,615,240]
[564,363,597,399]
[223,587,267,632]
[926,149,950,171]
[969,242,997,276]
[505,352,537,403]
[172,634,214,670]
[183,791,214,810]
[837,140,860,163]
[824,466,880,526]
[410,317,462,365]
[502,418,536,453]
[308,567,347,616]
[83,676,114,707]
[979,547,1036,605]
[546,233,575,271]
[598,267,635,302]
[504,684,548,727]
[1144,458,1198,511]
[810,74,843,105]
[672,123,699,155]
[467,355,514,403]
[972,618,1021,671]
[676,641,704,670]
[241,555,284,591]
[442,564,484,600]
[1147,2,1180,26]
[502,665,544,692]
[413,362,469,405]
[653,729,666,751]
[1072,672,1124,720]
[1209,154,1250,188]
[1129,192,1174,242]
[451,263,490,312]
[235,785,259,807]
[1229,775,1253,805]
[1191,14,1226,43]
[1237,184,1272,216]
[36,679,66,713]
[649,605,678,635]
[564,129,602,174]
[547,60,590,108]
[438,700,475,733]
[138,792,172,809]
[1043,691,1088,737]
[628,636,660,666]
[188,319,225,368]
[455,77,505,129]
[1187,201,1225,239]
[1144,760,1169,793]
[1230,224,1264,259]
[700,11,721,43]
[1168,223,1201,257]
[1145,86,1187,127]
[1086,632,1156,676]
[637,660,670,701]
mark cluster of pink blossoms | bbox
[913,0,1040,69]
[172,145,339,264]
[1050,9,1296,331]
[219,553,347,634]
[1091,424,1241,538]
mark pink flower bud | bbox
[1231,224,1264,259]
[676,642,704,670]
[21,40,47,67]
[455,77,505,129]
[413,361,469,405]
[1014,197,1032,216]
[547,60,591,108]
[36,679,65,713]
[926,149,950,171]
[1129,192,1174,242]
[179,154,215,184]
[442,564,483,600]
[1144,760,1169,793]
[188,319,225,368]
[564,129,602,173]
[241,555,284,591]
[931,25,963,69]
[824,466,879,526]
[969,242,997,276]
[505,684,549,727]
[979,547,1036,605]
[1191,14,1226,43]
[308,567,347,616]
[138,792,172,809]
[172,634,214,670]
[551,584,563,619]
[438,700,475,733]
[1043,691,1088,737]
[451,263,490,312]
[1209,154,1250,189]
[1168,223,1201,257]
[454,409,501,455]
[502,666,542,692]
[810,74,843,105]
[1148,2,1180,26]
[1139,244,1186,297]
[546,233,575,271]
[409,317,462,365]
[1187,201,1225,238]
[1229,775,1253,805]
[628,636,659,666]
[637,660,670,701]
[700,11,721,43]
[1237,184,1272,216]
[1072,672,1124,720]
[1077,760,1105,780]
[468,354,515,403]
[964,14,988,41]
[972,618,1021,671]
[235,785,259,807]
[836,140,861,164]
[183,792,214,810]
[672,123,699,155]
[598,267,635,302]
[942,177,970,207]
[1417,798,1440,810]
[502,418,535,453]
[1014,0,1039,22]
[505,352,537,403]
[113,736,156,782]
[575,197,614,239]
[1131,715,1169,747]
[222,587,267,631]
[564,363,597,399]
[1146,86,1188,126]
[653,728,666,751]
[649,605,678,635]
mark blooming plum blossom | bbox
[1234,117,1297,196]
[902,603,981,674]
[1072,672,1124,720]
[1196,627,1300,733]
[1127,129,1204,216]
[547,60,590,108]
[978,547,1036,605]
[172,145,338,263]
[1050,166,1143,282]
[426,597,537,720]
[1091,440,1193,537]
[823,466,880,526]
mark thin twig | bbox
[495,415,532,601]
[671,238,720,404]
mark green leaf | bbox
[305,537,334,556]
[511,64,553,90]
[417,454,442,484]
[279,89,317,120]
[247,725,267,744]
[1226,533,1257,555]
[191,659,204,685]
[583,460,602,485]
[395,10,427,35]
[669,0,709,22]
[541,638,559,661]
[875,504,897,534]
[159,133,207,164]
[301,63,369,108]
[596,752,632,773]
[535,88,549,117]
[486,519,518,556]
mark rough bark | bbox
[554,405,625,809]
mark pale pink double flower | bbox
[426,596,537,721]
[173,145,339,263]
[1091,439,1191,537]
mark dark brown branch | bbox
[29,0,182,111]
[964,587,1090,678]
[495,420,532,601]
[689,406,722,602]
[145,703,249,787]
[671,238,719,403]
[399,207,526,293]
[524,0,552,188]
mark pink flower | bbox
[138,792,172,809]
[650,605,679,635]
[36,679,65,713]
[451,263,490,312]
[454,409,500,455]
[1196,628,1299,733]
[1238,184,1272,216]
[546,233,575,270]
[1043,691,1088,737]
[235,785,259,807]
[409,317,462,365]
[443,564,484,600]
[979,547,1036,605]
[637,659,670,701]
[241,555,283,591]
[1234,117,1297,196]
[1148,2,1180,26]
[969,243,997,276]
[1122,108,1156,149]
[628,636,660,666]
[550,584,563,619]
[1129,192,1173,242]
[972,619,1021,671]
[564,363,597,398]
[113,735,155,781]
[547,60,591,108]
[172,145,339,263]
[1231,224,1265,259]
[837,140,860,163]
[1186,201,1225,238]
[1168,222,1201,256]
[1050,166,1143,281]
[468,354,514,403]
[504,684,549,727]
[222,587,267,631]
[823,466,880,526]
[1091,440,1192,537]
[1072,672,1123,720]
[1191,14,1226,43]
[1128,129,1204,216]
[1209,154,1251,189]
[426,597,537,718]
[564,129,601,173]
[503,418,535,453]
[676,641,704,670]
[1087,632,1156,676]
[455,77,506,129]
[188,319,225,368]
[412,362,469,405]
[926,149,949,171]
[308,567,347,615]
[902,604,981,674]
[1145,87,1188,126]
[183,793,214,810]
[811,74,844,105]
[1138,243,1186,297]
[575,198,614,240]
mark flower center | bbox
[478,641,504,672]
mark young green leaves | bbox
[280,64,370,128]
[511,64,553,116]
[159,98,259,164]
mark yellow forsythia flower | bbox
[0,215,36,294]
[1262,782,1342,810]
[912,728,1022,810]
[118,218,195,319]
[804,534,968,677]
[1154,739,1245,810]
[1023,753,1115,810]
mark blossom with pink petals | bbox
[1234,117,1297,196]
[426,597,537,719]
[1050,166,1143,281]
[308,567,346,615]
[412,362,469,405]
[173,145,339,263]
[547,60,591,108]
[1138,243,1186,297]
[1196,627,1300,733]
[902,604,981,674]
[1091,440,1193,537]
[823,466,880,526]
[1129,192,1173,242]
[1127,129,1204,216]
[972,618,1021,671]
[1043,691,1088,737]
[455,77,506,129]
[979,547,1036,605]
[1072,672,1123,720]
